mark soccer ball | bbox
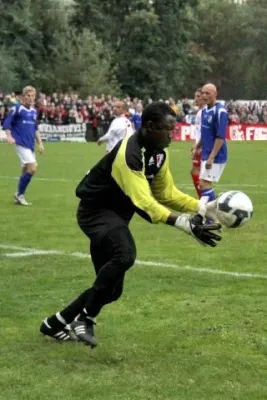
[216,191,253,228]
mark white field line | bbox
[1,243,267,281]
[4,250,63,258]
[0,175,69,182]
[0,175,265,189]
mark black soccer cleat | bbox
[71,319,98,348]
[40,318,77,341]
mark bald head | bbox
[202,83,217,107]
[114,100,128,117]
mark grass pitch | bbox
[0,141,267,400]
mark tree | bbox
[0,47,19,92]
[72,0,206,98]
[239,1,267,98]
[0,0,42,89]
[0,0,119,94]
[195,0,248,99]
[49,29,120,96]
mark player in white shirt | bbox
[190,88,206,198]
[97,101,133,152]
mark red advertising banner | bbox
[173,123,267,141]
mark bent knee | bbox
[198,179,212,190]
[25,163,37,174]
[120,251,136,270]
[116,248,136,270]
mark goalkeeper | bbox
[40,102,221,348]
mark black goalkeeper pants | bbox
[85,225,136,317]
[60,205,137,322]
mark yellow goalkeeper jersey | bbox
[76,131,198,224]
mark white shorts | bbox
[15,145,37,167]
[200,161,226,182]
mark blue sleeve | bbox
[2,106,17,130]
[131,115,136,125]
[216,108,228,139]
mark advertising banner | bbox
[172,123,267,141]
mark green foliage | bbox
[239,1,267,99]
[0,47,19,91]
[195,0,246,98]
[50,29,120,96]
[196,0,267,99]
[117,9,161,97]
[1,0,267,98]
[0,0,41,87]
[72,0,205,98]
[0,0,119,94]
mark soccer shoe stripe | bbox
[75,327,86,333]
[54,331,64,337]
[43,318,51,329]
[56,312,67,325]
[54,331,69,339]
[58,334,67,339]
[74,327,87,334]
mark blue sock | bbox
[200,188,216,224]
[200,188,216,203]
[18,172,33,196]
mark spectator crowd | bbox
[1,90,267,128]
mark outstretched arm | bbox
[111,140,221,247]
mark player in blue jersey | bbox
[3,86,44,206]
[195,83,228,209]
[131,103,143,132]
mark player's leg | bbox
[41,226,135,347]
[40,242,109,342]
[41,206,135,347]
[190,152,201,198]
[84,231,129,310]
[71,225,136,346]
[199,162,226,222]
[199,161,217,202]
[42,241,110,329]
[15,145,37,205]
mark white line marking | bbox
[134,260,267,280]
[0,175,265,188]
[1,243,267,280]
[4,250,63,258]
[0,176,69,182]
[70,252,91,259]
[0,244,34,251]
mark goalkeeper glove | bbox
[197,198,220,223]
[174,213,222,247]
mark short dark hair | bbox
[142,102,176,126]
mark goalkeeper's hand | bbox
[174,213,222,247]
[197,198,220,223]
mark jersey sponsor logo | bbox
[156,153,164,168]
[22,120,36,125]
[207,115,213,124]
